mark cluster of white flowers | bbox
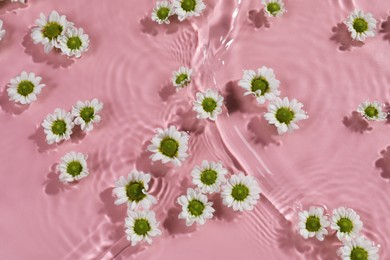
[30,10,89,58]
[42,99,103,144]
[151,0,206,24]
[298,206,379,259]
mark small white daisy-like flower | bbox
[297,206,330,241]
[58,27,89,58]
[30,10,72,53]
[147,125,189,166]
[357,100,387,121]
[238,67,281,104]
[264,97,308,135]
[151,1,174,24]
[7,71,45,105]
[172,0,206,22]
[177,188,215,226]
[221,172,261,212]
[42,108,74,145]
[193,89,224,121]
[338,236,379,260]
[344,9,377,42]
[125,210,162,246]
[57,151,89,183]
[0,20,5,42]
[172,66,192,89]
[262,0,285,17]
[71,98,103,132]
[112,170,157,210]
[331,207,363,242]
[191,160,228,194]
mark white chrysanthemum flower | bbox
[57,151,89,183]
[58,27,89,58]
[147,125,189,166]
[264,97,308,135]
[172,66,192,89]
[193,89,224,121]
[297,206,330,241]
[191,160,228,194]
[7,71,45,105]
[221,172,261,212]
[344,9,377,42]
[30,10,73,53]
[151,1,174,24]
[0,20,5,42]
[331,207,363,242]
[262,0,285,17]
[357,100,387,121]
[238,67,281,104]
[42,108,74,144]
[338,236,379,260]
[71,98,103,132]
[112,170,157,210]
[125,210,162,246]
[172,0,206,22]
[177,188,215,226]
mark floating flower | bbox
[172,66,192,89]
[71,98,103,132]
[297,206,330,241]
[31,10,72,53]
[151,1,174,24]
[148,125,189,166]
[357,100,387,121]
[193,89,224,121]
[191,160,228,194]
[262,0,285,17]
[344,9,377,42]
[125,210,162,246]
[0,20,5,41]
[113,170,157,210]
[7,71,45,105]
[264,97,308,135]
[172,0,206,22]
[177,188,215,226]
[57,151,89,183]
[58,27,89,58]
[238,66,281,104]
[331,207,363,242]
[338,236,379,260]
[42,108,74,144]
[221,172,261,212]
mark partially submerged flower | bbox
[172,66,192,89]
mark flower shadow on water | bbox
[0,87,30,115]
[223,80,262,115]
[162,206,197,236]
[158,82,176,102]
[139,15,180,37]
[70,125,87,144]
[135,144,170,178]
[379,15,390,44]
[211,193,237,222]
[0,1,27,15]
[247,116,280,147]
[98,187,127,224]
[28,125,57,153]
[43,163,75,195]
[330,23,364,51]
[247,9,270,29]
[375,146,390,180]
[171,107,206,136]
[342,111,372,133]
[22,31,74,69]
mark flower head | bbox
[338,236,379,260]
[344,9,377,42]
[172,0,206,22]
[113,170,157,210]
[172,66,192,89]
[191,160,228,194]
[262,0,285,17]
[193,89,224,121]
[71,98,103,132]
[0,20,5,41]
[238,67,281,104]
[331,207,363,242]
[221,172,261,212]
[357,100,387,121]
[58,27,89,58]
[298,206,330,241]
[177,188,215,226]
[42,108,74,144]
[7,71,45,105]
[264,97,308,135]
[148,126,189,166]
[57,151,89,183]
[151,1,174,24]
[125,210,162,246]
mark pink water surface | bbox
[1,0,390,259]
